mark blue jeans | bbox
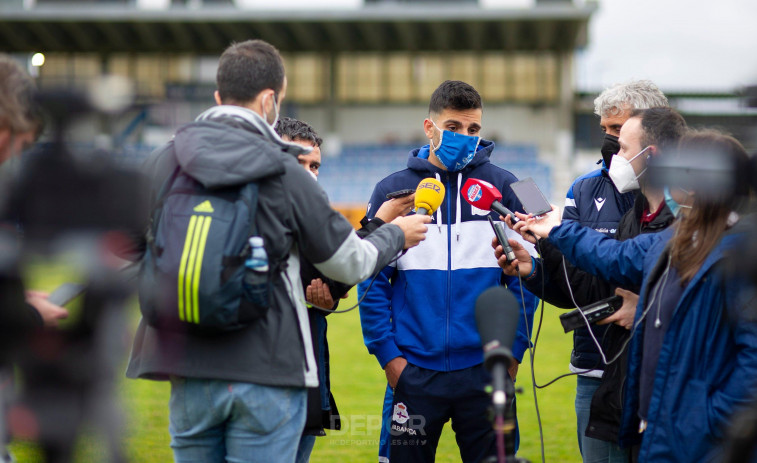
[575,376,629,463]
[169,377,307,463]
[295,434,316,463]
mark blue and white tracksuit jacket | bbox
[358,140,538,372]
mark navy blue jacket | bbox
[549,221,757,462]
[563,167,636,235]
[358,140,538,371]
[557,167,635,370]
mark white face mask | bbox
[608,146,650,193]
[264,93,279,128]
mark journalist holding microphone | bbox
[500,107,686,459]
[125,40,431,463]
[499,130,757,462]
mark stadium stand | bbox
[317,143,551,207]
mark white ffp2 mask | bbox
[608,146,650,193]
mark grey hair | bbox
[0,54,39,133]
[593,80,669,117]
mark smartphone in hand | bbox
[386,189,415,200]
[510,177,551,216]
[47,282,86,307]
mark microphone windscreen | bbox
[475,286,520,357]
[415,178,445,215]
[462,178,503,211]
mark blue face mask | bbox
[664,186,692,217]
[430,121,481,172]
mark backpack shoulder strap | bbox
[219,181,260,283]
[240,181,260,236]
[145,166,182,253]
[153,166,183,211]
[231,172,287,270]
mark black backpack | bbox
[138,169,276,333]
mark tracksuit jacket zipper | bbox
[445,173,452,371]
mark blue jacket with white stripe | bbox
[563,167,636,234]
[358,140,538,372]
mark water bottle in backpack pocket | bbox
[138,172,273,334]
[243,236,269,308]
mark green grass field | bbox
[10,290,581,462]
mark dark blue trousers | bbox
[387,363,518,463]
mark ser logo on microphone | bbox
[466,184,482,203]
[418,181,441,193]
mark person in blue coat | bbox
[501,130,757,462]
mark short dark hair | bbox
[428,80,482,116]
[216,40,285,105]
[274,117,322,147]
[630,107,687,153]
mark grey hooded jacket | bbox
[126,105,404,388]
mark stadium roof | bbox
[0,1,597,54]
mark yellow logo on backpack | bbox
[193,200,214,213]
[178,215,213,323]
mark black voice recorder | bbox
[559,295,623,333]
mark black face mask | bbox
[600,133,620,169]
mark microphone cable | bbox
[524,255,615,391]
[514,237,546,463]
[559,236,677,371]
[529,228,676,388]
[510,236,608,463]
[512,237,608,463]
[561,257,615,367]
[293,250,403,315]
